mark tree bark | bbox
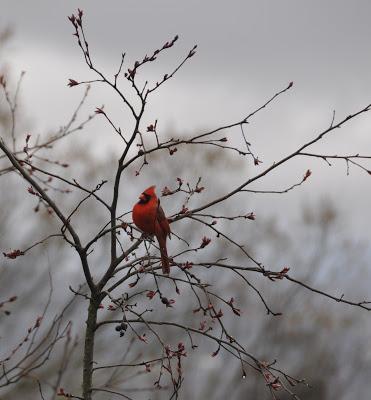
[82,296,99,400]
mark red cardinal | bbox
[132,186,171,274]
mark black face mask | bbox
[138,193,151,205]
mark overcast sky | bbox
[1,0,371,240]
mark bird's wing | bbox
[156,199,171,237]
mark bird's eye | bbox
[138,193,151,204]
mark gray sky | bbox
[1,0,371,240]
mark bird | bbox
[132,185,171,274]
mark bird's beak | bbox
[139,193,146,201]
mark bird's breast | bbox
[132,203,157,234]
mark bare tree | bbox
[1,8,371,400]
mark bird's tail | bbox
[157,235,170,274]
[160,249,170,274]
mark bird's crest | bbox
[142,185,156,197]
[138,185,156,204]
